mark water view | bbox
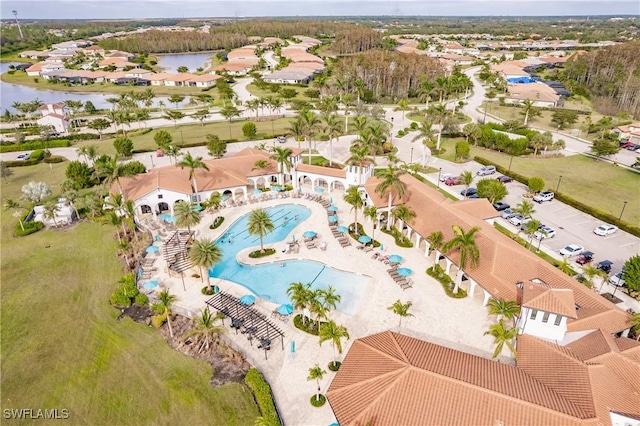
[155,52,214,73]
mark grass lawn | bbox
[434,137,640,226]
[0,166,260,425]
[1,71,223,98]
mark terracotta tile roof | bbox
[186,74,220,82]
[521,282,577,318]
[296,164,346,178]
[564,329,618,360]
[615,337,640,352]
[328,331,593,425]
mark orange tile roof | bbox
[522,281,577,318]
[296,163,346,178]
[328,331,594,425]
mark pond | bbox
[155,52,215,73]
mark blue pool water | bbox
[143,281,159,291]
[208,204,370,315]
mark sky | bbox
[1,0,639,20]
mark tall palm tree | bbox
[460,171,474,198]
[341,93,353,133]
[557,259,575,276]
[247,208,274,252]
[442,225,481,294]
[396,99,410,124]
[106,192,129,236]
[309,290,329,330]
[363,205,378,243]
[418,79,435,110]
[411,121,437,163]
[319,320,350,367]
[343,186,364,236]
[152,289,178,338]
[104,211,123,243]
[486,298,521,325]
[319,285,342,315]
[484,319,518,359]
[523,219,541,249]
[42,202,60,228]
[387,299,414,328]
[582,264,608,290]
[270,146,293,185]
[177,152,210,195]
[3,198,25,231]
[300,109,320,163]
[190,238,222,289]
[94,156,134,194]
[322,114,342,166]
[347,143,374,187]
[426,231,444,257]
[174,201,201,232]
[521,99,536,126]
[391,204,416,234]
[307,363,327,402]
[183,308,226,353]
[375,165,407,231]
[287,282,314,323]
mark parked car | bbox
[627,143,640,151]
[276,136,286,143]
[496,175,513,183]
[596,260,613,274]
[493,201,510,211]
[576,251,594,265]
[16,153,30,160]
[593,224,618,236]
[445,176,462,186]
[533,190,554,203]
[476,165,496,176]
[440,173,453,182]
[500,208,516,219]
[460,187,477,197]
[619,141,632,148]
[559,244,584,257]
[509,214,529,226]
[534,226,556,240]
[519,217,534,230]
[609,272,626,287]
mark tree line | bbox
[331,28,383,54]
[99,30,250,54]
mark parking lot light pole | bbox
[410,147,414,163]
[556,175,563,192]
[619,201,628,220]
[508,154,514,172]
[437,167,442,188]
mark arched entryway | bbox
[332,181,345,191]
[157,202,169,213]
[140,204,152,214]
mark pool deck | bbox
[145,189,499,426]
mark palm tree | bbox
[442,225,481,294]
[486,298,521,325]
[104,211,123,243]
[307,363,327,402]
[396,99,410,124]
[521,99,536,126]
[484,319,518,359]
[375,165,407,231]
[418,79,435,110]
[76,145,98,164]
[391,204,416,234]
[387,299,414,328]
[343,186,364,236]
[460,171,474,198]
[165,144,182,165]
[152,289,178,338]
[3,198,25,231]
[513,201,536,228]
[94,156,134,194]
[247,208,274,252]
[557,259,575,276]
[287,282,314,323]
[42,201,59,228]
[319,320,350,367]
[322,114,342,166]
[523,219,541,249]
[177,152,210,195]
[582,264,607,290]
[629,313,640,341]
[426,231,444,257]
[183,308,226,353]
[411,121,437,163]
[270,146,293,185]
[174,201,201,232]
[363,205,378,243]
[430,103,447,150]
[348,138,375,186]
[252,159,271,176]
[341,93,353,133]
[309,290,328,330]
[319,285,341,315]
[190,238,222,289]
[300,109,320,163]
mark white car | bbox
[534,226,556,240]
[439,173,453,182]
[559,244,584,257]
[609,272,626,287]
[509,214,529,226]
[476,165,496,176]
[16,153,30,160]
[533,190,554,203]
[594,224,618,236]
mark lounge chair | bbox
[356,245,364,250]
[372,253,379,259]
[363,247,373,253]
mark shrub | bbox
[0,139,71,153]
[43,155,65,163]
[249,248,276,258]
[209,216,224,229]
[380,225,413,248]
[244,368,281,426]
[3,159,39,167]
[426,265,468,298]
[328,361,341,371]
[409,122,419,130]
[242,122,257,138]
[528,177,545,193]
[293,314,326,335]
[134,293,149,306]
[455,140,470,160]
[110,273,139,308]
[121,161,146,175]
[110,287,133,308]
[310,394,326,407]
[15,220,44,237]
[29,149,45,161]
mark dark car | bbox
[596,260,613,274]
[460,187,477,197]
[496,175,513,183]
[619,141,632,148]
[576,251,594,265]
[493,201,510,211]
[626,143,640,151]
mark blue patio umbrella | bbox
[159,213,175,223]
[336,226,348,233]
[327,205,338,212]
[252,188,262,195]
[143,280,159,290]
[329,197,333,204]
[397,267,412,277]
[272,185,282,192]
[328,215,338,223]
[388,254,403,264]
[192,204,203,212]
[277,304,294,315]
[291,340,296,353]
[145,245,159,253]
[221,195,229,201]
[239,294,256,305]
[314,187,325,194]
[303,230,317,238]
[358,235,372,244]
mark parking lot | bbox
[434,166,640,276]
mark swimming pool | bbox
[208,204,371,315]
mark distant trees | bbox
[99,29,249,53]
[332,28,383,54]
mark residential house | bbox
[505,82,562,107]
[37,103,70,134]
[614,123,640,143]
[185,74,220,88]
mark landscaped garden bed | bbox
[426,265,467,299]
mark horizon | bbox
[3,1,639,20]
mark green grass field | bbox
[0,165,260,425]
[434,137,640,226]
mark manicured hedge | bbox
[209,216,225,229]
[244,368,282,426]
[15,220,44,237]
[426,265,468,299]
[3,159,40,167]
[0,139,71,153]
[249,248,276,258]
[474,155,640,237]
[380,225,413,248]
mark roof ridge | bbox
[350,367,414,425]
